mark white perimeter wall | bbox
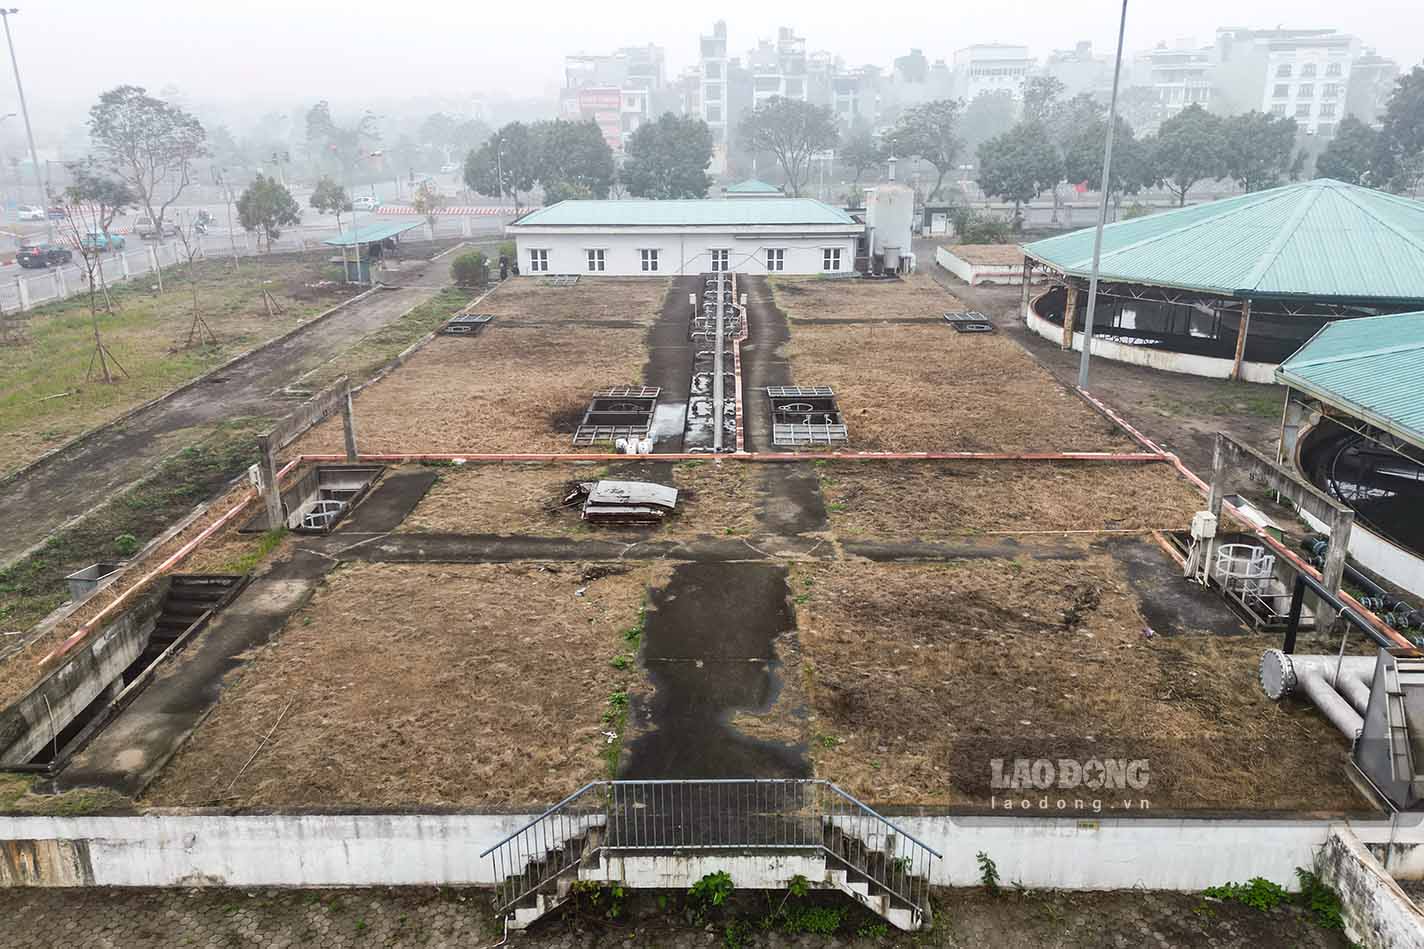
[936,247,1024,286]
[513,230,858,277]
[6,813,1424,890]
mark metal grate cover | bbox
[943,311,995,333]
[573,386,661,446]
[773,422,850,446]
[441,313,495,335]
[542,275,580,287]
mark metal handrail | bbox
[480,779,941,922]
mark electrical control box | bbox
[1190,510,1218,540]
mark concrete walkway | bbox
[0,265,449,567]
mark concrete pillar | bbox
[1019,260,1033,322]
[15,276,30,311]
[1277,389,1312,469]
[341,385,359,462]
[54,268,66,299]
[256,434,284,531]
[119,252,132,280]
[1061,284,1080,350]
[1318,507,1356,631]
[1186,436,1228,580]
[461,217,472,238]
[147,246,160,275]
[426,221,435,241]
[1230,299,1252,381]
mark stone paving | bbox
[0,886,1355,948]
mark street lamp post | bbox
[1077,0,1130,392]
[0,8,50,241]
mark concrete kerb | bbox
[0,284,383,511]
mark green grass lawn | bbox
[0,253,355,476]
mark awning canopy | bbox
[322,220,424,247]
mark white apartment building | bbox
[1259,33,1358,136]
[749,27,809,105]
[699,21,730,175]
[951,45,1034,103]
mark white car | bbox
[17,205,44,222]
[351,195,380,211]
[440,162,460,174]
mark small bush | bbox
[690,870,734,909]
[450,251,488,288]
[1295,867,1345,929]
[977,851,1001,896]
[1203,877,1289,912]
[950,208,1011,244]
[112,533,140,556]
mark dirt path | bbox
[0,263,450,567]
[915,239,1284,475]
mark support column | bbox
[1318,507,1356,631]
[341,383,359,462]
[1061,284,1080,350]
[1277,389,1312,469]
[1186,435,1227,580]
[1019,259,1033,322]
[461,217,472,238]
[15,276,29,311]
[1230,299,1252,381]
[147,245,160,275]
[256,433,284,531]
[119,252,131,280]
[54,268,66,299]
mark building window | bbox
[766,248,785,272]
[710,249,729,272]
[705,62,722,79]
[1273,84,1290,99]
[529,249,549,273]
[1319,102,1337,118]
[1271,104,1287,116]
[1295,103,1312,118]
[1318,122,1335,138]
[1301,63,1317,78]
[822,247,842,272]
[624,96,639,109]
[1323,83,1340,99]
[1298,83,1314,98]
[586,249,605,272]
[640,249,659,272]
[1326,62,1343,77]
[706,104,722,123]
[1276,64,1292,78]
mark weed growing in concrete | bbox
[776,904,846,935]
[1202,877,1288,912]
[571,880,626,920]
[1294,868,1345,930]
[622,606,647,645]
[601,691,630,776]
[112,532,140,556]
[689,870,734,913]
[856,920,890,938]
[977,851,1002,896]
[221,528,287,575]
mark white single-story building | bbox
[507,198,864,277]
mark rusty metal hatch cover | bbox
[943,311,994,333]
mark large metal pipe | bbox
[1260,649,1377,738]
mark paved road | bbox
[0,259,449,567]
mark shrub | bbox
[450,251,489,287]
[977,851,1001,896]
[1203,877,1289,912]
[950,208,1011,244]
[112,533,140,557]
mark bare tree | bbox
[171,211,217,347]
[57,191,127,384]
[65,161,135,315]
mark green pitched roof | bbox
[322,220,424,246]
[512,198,856,228]
[725,178,782,194]
[1023,179,1424,303]
[1276,311,1424,448]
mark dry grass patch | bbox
[790,554,1362,812]
[819,460,1202,536]
[145,560,664,809]
[772,275,1132,452]
[292,278,668,456]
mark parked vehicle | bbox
[80,231,126,252]
[351,195,380,211]
[46,206,65,222]
[16,242,74,268]
[439,162,460,174]
[134,214,179,239]
[16,205,44,221]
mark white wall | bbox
[515,230,858,277]
[937,246,1024,286]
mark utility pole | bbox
[1,8,51,242]
[1077,0,1129,392]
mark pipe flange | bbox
[1259,649,1297,700]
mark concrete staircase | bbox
[129,575,243,676]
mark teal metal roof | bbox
[1023,179,1424,303]
[1276,311,1424,448]
[511,198,857,228]
[725,178,782,194]
[322,220,424,246]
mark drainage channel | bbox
[685,272,740,452]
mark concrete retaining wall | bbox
[936,246,1023,286]
[1320,827,1424,948]
[0,583,165,766]
[1024,298,1278,385]
[5,811,1424,890]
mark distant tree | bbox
[737,96,839,196]
[1062,116,1154,217]
[1022,75,1066,124]
[1221,111,1299,192]
[1151,105,1227,204]
[621,113,714,198]
[1114,86,1160,133]
[65,160,135,240]
[55,190,126,383]
[308,175,352,232]
[464,122,537,212]
[959,90,1017,164]
[887,99,962,200]
[237,173,301,253]
[532,119,616,198]
[412,180,445,234]
[1371,66,1424,193]
[839,127,886,183]
[420,112,491,165]
[976,121,1062,228]
[88,85,206,251]
[306,100,381,178]
[1045,93,1105,220]
[541,180,594,203]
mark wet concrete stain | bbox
[333,468,439,533]
[738,276,793,453]
[642,277,700,452]
[621,562,809,779]
[1102,536,1249,637]
[757,465,828,535]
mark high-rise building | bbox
[1346,49,1400,127]
[699,21,730,174]
[1131,39,1216,132]
[749,27,809,105]
[951,45,1035,104]
[1213,28,1360,138]
[562,45,667,153]
[1043,41,1114,100]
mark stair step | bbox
[885,906,918,931]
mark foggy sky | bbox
[6,0,1422,130]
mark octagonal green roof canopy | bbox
[1023,179,1424,304]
